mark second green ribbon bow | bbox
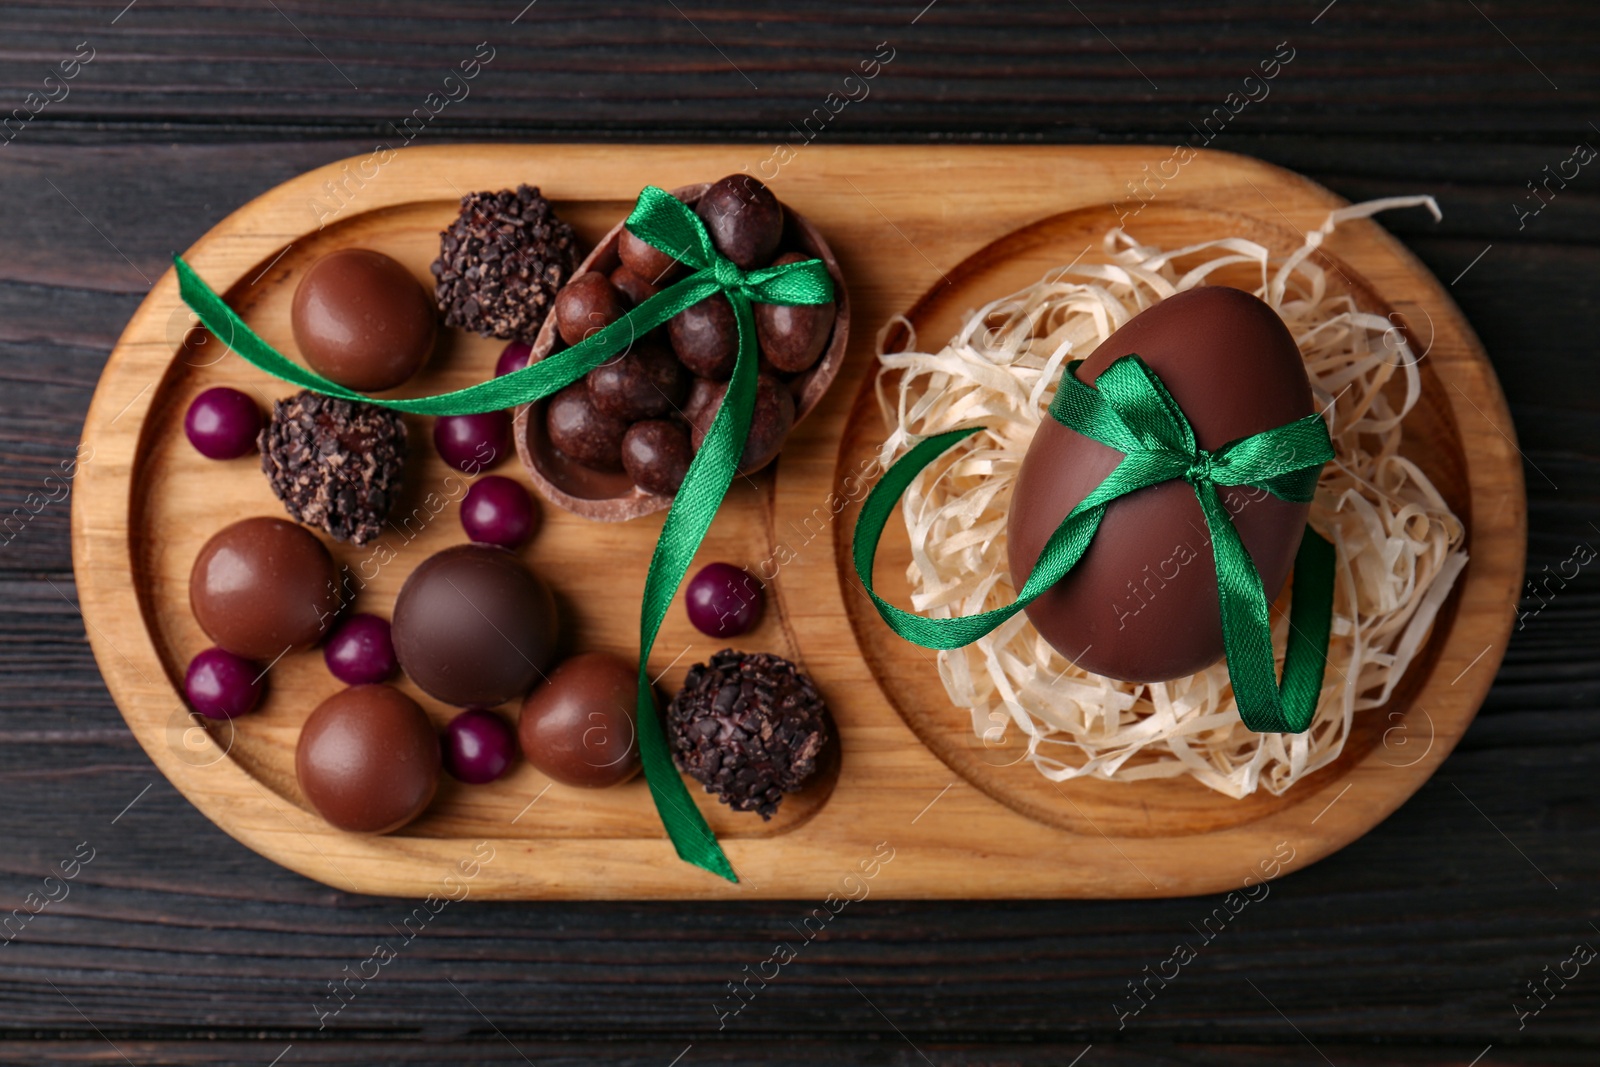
[853,353,1338,734]
[175,185,837,882]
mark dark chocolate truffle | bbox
[546,381,630,472]
[586,342,688,421]
[431,185,579,343]
[621,419,693,496]
[696,175,784,271]
[666,649,830,818]
[518,651,642,788]
[554,271,627,347]
[688,372,795,473]
[190,517,341,660]
[1007,286,1314,683]
[296,684,440,834]
[667,293,738,380]
[391,544,559,707]
[291,248,436,392]
[259,391,407,545]
[755,252,834,373]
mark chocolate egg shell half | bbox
[1006,286,1314,684]
[189,516,342,660]
[391,544,560,707]
[296,684,440,834]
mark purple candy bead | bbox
[460,475,538,548]
[184,646,265,719]
[434,411,510,473]
[323,613,398,685]
[684,562,765,637]
[184,387,262,460]
[443,708,517,784]
[495,341,532,378]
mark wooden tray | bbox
[73,145,1523,900]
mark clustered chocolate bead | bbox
[666,649,831,819]
[432,185,579,343]
[543,176,836,498]
[259,390,406,546]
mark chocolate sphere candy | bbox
[296,684,440,834]
[696,175,784,271]
[1007,286,1314,684]
[621,419,693,496]
[546,381,629,472]
[618,225,685,287]
[667,292,738,380]
[190,517,341,660]
[392,544,559,707]
[755,252,835,373]
[609,264,658,308]
[586,342,688,421]
[689,372,796,473]
[519,652,641,788]
[554,271,627,347]
[291,248,436,392]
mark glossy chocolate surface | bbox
[295,684,440,834]
[755,252,835,373]
[586,342,688,421]
[291,248,436,392]
[695,174,784,270]
[518,651,642,788]
[1006,286,1314,683]
[554,271,626,347]
[546,381,630,472]
[688,371,795,473]
[667,292,738,380]
[620,419,692,496]
[391,544,560,707]
[189,516,341,660]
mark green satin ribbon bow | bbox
[852,353,1338,734]
[174,185,836,882]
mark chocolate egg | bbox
[189,517,341,660]
[554,271,627,347]
[696,174,784,270]
[291,248,436,392]
[755,252,835,373]
[586,341,688,421]
[621,419,693,496]
[1006,286,1314,683]
[546,381,630,472]
[518,651,642,788]
[668,292,738,380]
[609,264,659,308]
[296,684,440,833]
[688,372,795,473]
[391,544,560,706]
[619,225,685,287]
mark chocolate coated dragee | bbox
[667,292,738,380]
[586,342,688,421]
[618,225,685,287]
[291,248,436,392]
[189,517,341,660]
[688,372,795,473]
[518,651,642,788]
[391,544,560,707]
[296,684,440,834]
[696,175,784,270]
[546,382,630,472]
[554,271,627,347]
[621,419,693,496]
[755,252,834,373]
[609,264,658,308]
[1007,286,1314,683]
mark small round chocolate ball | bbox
[609,264,658,308]
[391,544,560,707]
[618,225,685,287]
[519,652,642,788]
[296,684,440,834]
[546,382,630,472]
[689,372,796,473]
[190,517,341,660]
[756,252,835,373]
[696,175,784,271]
[622,419,693,496]
[683,376,722,428]
[554,271,627,347]
[668,293,738,380]
[586,342,689,421]
[291,248,436,392]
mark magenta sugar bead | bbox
[184,647,264,719]
[323,613,398,685]
[495,341,532,378]
[434,411,510,473]
[684,562,765,637]
[460,475,538,548]
[443,708,517,784]
[184,387,262,460]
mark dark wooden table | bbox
[2,3,1596,1064]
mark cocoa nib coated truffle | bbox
[431,185,580,343]
[259,391,406,546]
[666,649,830,819]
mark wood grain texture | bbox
[0,0,1595,1058]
